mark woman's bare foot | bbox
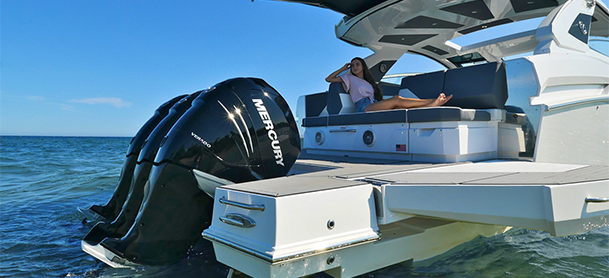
[430,93,453,107]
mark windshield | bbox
[590,37,609,57]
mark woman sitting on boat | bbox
[326,57,452,112]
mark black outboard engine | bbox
[82,78,300,266]
[83,92,203,244]
[80,95,186,222]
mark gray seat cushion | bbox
[407,107,490,122]
[302,116,328,127]
[324,107,490,126]
[442,62,508,109]
[305,92,328,117]
[328,110,408,126]
[400,62,508,110]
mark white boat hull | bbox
[203,159,608,277]
[377,161,609,236]
[210,219,508,278]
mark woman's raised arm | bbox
[325,63,350,83]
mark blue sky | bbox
[1,0,606,136]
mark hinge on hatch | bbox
[355,178,392,186]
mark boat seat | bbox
[327,82,356,115]
[326,80,403,116]
[444,62,508,109]
[302,116,328,127]
[327,107,490,126]
[305,107,493,127]
[400,70,445,100]
[401,62,508,109]
[304,92,328,117]
[379,82,401,97]
[406,107,491,122]
[303,61,508,126]
[328,110,408,125]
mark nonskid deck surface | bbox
[362,162,609,185]
[222,157,452,197]
[219,158,608,237]
[221,158,609,197]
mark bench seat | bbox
[299,61,525,162]
[303,107,492,127]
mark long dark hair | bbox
[351,57,383,101]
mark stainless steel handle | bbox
[585,197,609,203]
[219,213,256,228]
[219,216,245,226]
[330,129,357,133]
[219,197,265,211]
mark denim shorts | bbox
[355,97,375,113]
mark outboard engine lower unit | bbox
[83,92,202,244]
[82,78,300,267]
[79,94,186,223]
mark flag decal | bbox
[396,144,407,152]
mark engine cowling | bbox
[84,91,203,244]
[154,77,300,184]
[87,94,186,222]
[83,78,300,266]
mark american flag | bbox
[396,144,407,152]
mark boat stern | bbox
[203,177,379,278]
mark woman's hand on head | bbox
[326,62,351,83]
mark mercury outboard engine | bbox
[80,94,186,222]
[82,78,300,267]
[83,92,203,244]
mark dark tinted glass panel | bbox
[440,0,494,20]
[447,52,487,67]
[568,13,591,44]
[287,0,390,17]
[379,34,437,46]
[397,16,464,29]
[458,18,514,34]
[509,0,558,13]
[422,45,449,55]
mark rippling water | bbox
[1,136,607,277]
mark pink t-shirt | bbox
[339,74,374,103]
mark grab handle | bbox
[219,213,256,228]
[220,197,265,211]
[585,197,609,203]
[330,129,357,133]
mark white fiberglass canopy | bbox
[280,0,609,75]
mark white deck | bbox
[207,159,608,278]
[221,159,608,236]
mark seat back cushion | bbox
[400,70,445,100]
[327,82,355,115]
[305,92,328,117]
[443,62,508,109]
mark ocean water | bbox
[0,136,607,278]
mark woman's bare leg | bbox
[365,94,452,112]
[428,93,453,107]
